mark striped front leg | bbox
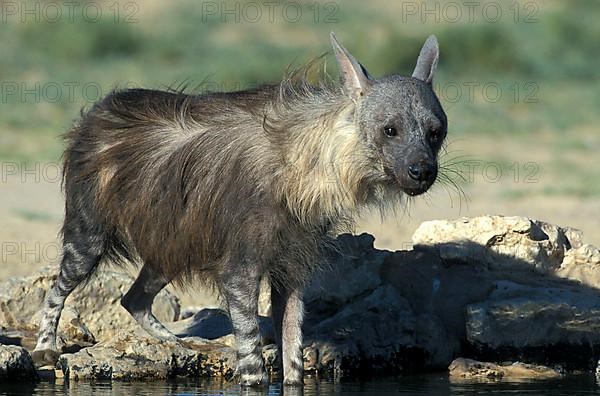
[222,271,267,386]
[271,285,304,386]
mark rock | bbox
[166,308,274,345]
[304,244,465,375]
[0,328,29,348]
[304,216,600,376]
[57,334,281,380]
[564,227,585,249]
[557,244,600,288]
[180,307,202,320]
[305,285,417,376]
[0,345,37,381]
[262,344,279,375]
[58,334,238,380]
[379,249,493,361]
[465,280,600,349]
[305,233,386,315]
[0,266,180,344]
[412,216,572,273]
[449,358,561,381]
[168,308,233,339]
[58,307,95,345]
[303,242,493,376]
[304,233,410,376]
[3,215,600,381]
[303,345,319,373]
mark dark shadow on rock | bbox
[301,232,600,379]
[0,332,22,347]
[170,308,274,344]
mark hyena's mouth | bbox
[402,185,431,196]
[400,176,437,196]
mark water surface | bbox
[2,374,600,395]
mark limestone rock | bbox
[412,215,572,273]
[27,306,95,351]
[0,266,180,344]
[557,244,600,288]
[3,215,600,381]
[58,335,237,380]
[304,242,462,374]
[305,233,387,315]
[305,217,600,375]
[449,358,561,381]
[305,285,417,376]
[466,280,600,349]
[0,345,37,381]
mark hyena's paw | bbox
[283,377,304,387]
[154,332,180,344]
[239,371,269,387]
[31,349,61,368]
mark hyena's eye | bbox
[428,128,443,144]
[383,126,397,138]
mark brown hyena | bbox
[33,33,446,386]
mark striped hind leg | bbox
[32,224,105,366]
[120,262,178,342]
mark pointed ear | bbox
[412,35,439,85]
[330,32,372,100]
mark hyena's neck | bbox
[268,90,375,226]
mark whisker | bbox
[435,147,472,213]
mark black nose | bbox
[408,163,437,182]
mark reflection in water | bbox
[1,374,600,395]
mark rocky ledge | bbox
[2,215,600,382]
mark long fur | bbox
[60,62,400,290]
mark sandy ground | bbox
[1,132,598,307]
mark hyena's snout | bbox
[407,161,437,184]
[401,157,438,196]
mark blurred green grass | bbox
[0,0,598,197]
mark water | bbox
[2,375,600,396]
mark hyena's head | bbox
[331,33,447,196]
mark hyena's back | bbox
[34,85,327,369]
[63,87,286,282]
